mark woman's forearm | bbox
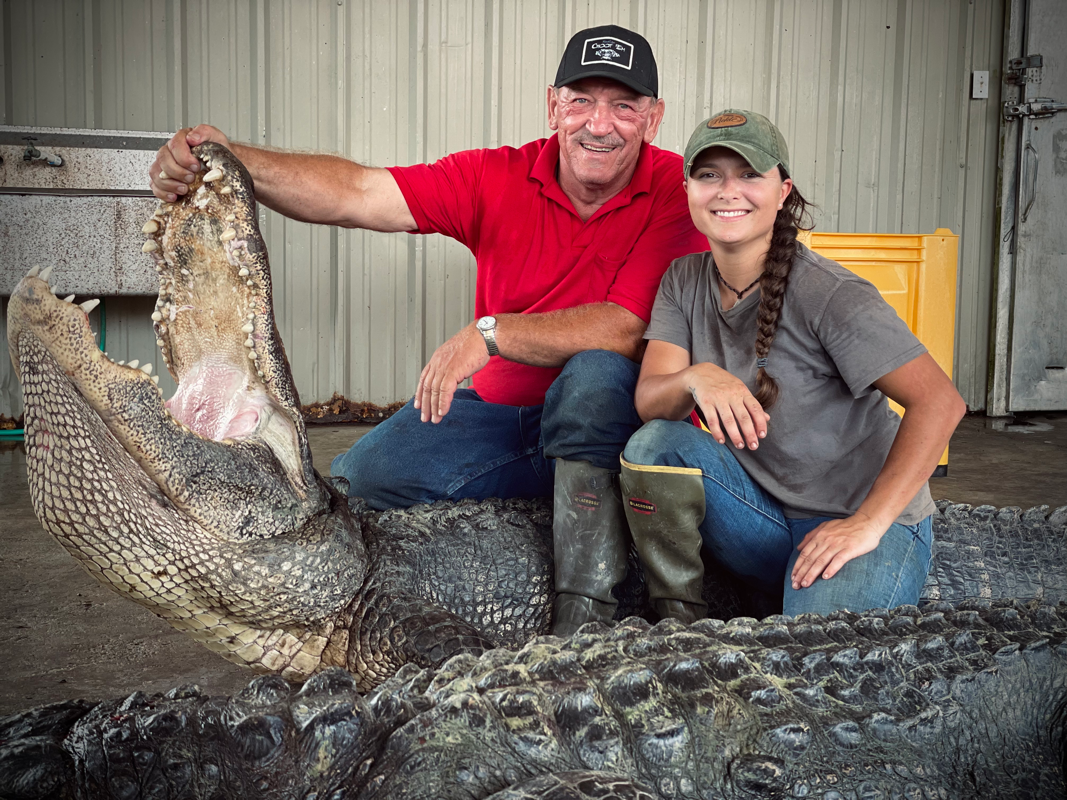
[634,367,699,423]
[856,391,966,531]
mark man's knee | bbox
[549,349,639,408]
[542,351,642,467]
[329,400,425,509]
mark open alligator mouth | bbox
[6,143,366,680]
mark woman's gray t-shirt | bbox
[645,243,935,525]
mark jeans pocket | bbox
[906,515,934,544]
[905,516,934,575]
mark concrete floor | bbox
[0,412,1064,716]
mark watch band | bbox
[482,326,499,357]
[477,316,500,357]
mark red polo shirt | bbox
[388,137,706,406]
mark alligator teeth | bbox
[62,295,75,303]
[156,338,165,347]
[220,228,236,242]
[118,361,125,366]
[151,375,160,385]
[220,186,232,195]
[142,241,159,253]
[79,299,100,314]
[202,168,224,182]
[142,220,159,234]
[139,363,153,375]
[225,214,236,222]
[27,265,41,278]
[244,337,255,348]
[248,351,257,360]
[151,311,163,322]
[238,268,249,277]
[39,266,55,283]
[241,323,254,333]
[180,269,190,276]
[247,312,254,319]
[245,280,253,286]
[127,360,140,369]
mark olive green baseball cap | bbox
[683,109,790,177]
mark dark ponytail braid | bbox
[753,168,814,411]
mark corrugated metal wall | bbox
[1,0,1005,414]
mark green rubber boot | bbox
[550,459,630,636]
[620,457,709,624]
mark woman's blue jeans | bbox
[331,350,643,510]
[622,419,932,616]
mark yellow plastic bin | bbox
[799,228,959,475]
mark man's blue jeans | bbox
[331,350,643,510]
[622,419,933,616]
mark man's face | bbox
[547,78,665,199]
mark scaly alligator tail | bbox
[1,601,1065,799]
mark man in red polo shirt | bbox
[150,25,706,635]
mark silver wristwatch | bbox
[476,315,499,357]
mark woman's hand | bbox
[686,362,769,450]
[790,514,886,589]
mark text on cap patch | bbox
[708,113,747,128]
[582,36,634,70]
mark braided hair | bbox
[753,168,814,411]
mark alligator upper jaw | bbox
[8,142,327,540]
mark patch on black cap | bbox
[582,36,634,70]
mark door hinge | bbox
[1006,54,1043,85]
[1003,98,1067,119]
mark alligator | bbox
[1,602,1066,798]
[6,142,1067,797]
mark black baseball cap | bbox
[554,25,658,98]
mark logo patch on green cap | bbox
[708,113,747,128]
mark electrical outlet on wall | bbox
[972,70,990,99]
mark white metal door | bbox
[991,0,1067,413]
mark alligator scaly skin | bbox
[1,602,1064,799]
[360,497,1067,627]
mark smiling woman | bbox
[685,149,793,262]
[618,109,967,625]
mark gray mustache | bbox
[575,135,625,148]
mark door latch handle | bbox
[1022,142,1038,224]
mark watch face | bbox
[477,316,496,331]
